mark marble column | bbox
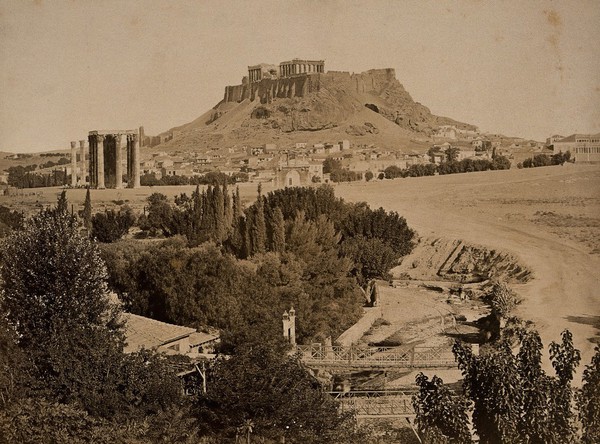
[114,134,123,189]
[96,134,105,189]
[132,133,140,188]
[88,135,95,188]
[79,140,86,186]
[126,135,132,185]
[70,141,77,186]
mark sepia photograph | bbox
[0,1,599,442]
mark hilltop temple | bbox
[247,58,324,83]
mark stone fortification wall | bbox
[223,74,322,104]
[222,68,398,104]
[321,68,397,94]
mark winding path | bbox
[335,165,600,382]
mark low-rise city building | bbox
[552,133,600,163]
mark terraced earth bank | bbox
[393,237,532,284]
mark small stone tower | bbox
[282,306,296,345]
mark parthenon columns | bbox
[279,59,325,78]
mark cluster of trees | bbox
[414,328,600,443]
[437,156,511,175]
[330,168,363,182]
[140,171,249,187]
[39,156,70,169]
[323,158,363,182]
[99,185,414,351]
[7,165,68,188]
[0,204,23,237]
[519,151,572,169]
[0,202,189,443]
[39,152,67,157]
[246,186,415,283]
[384,163,438,179]
[138,185,414,283]
[413,280,599,443]
[0,196,368,443]
[91,207,136,242]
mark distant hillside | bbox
[0,150,70,175]
[152,68,478,153]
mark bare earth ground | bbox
[335,164,600,382]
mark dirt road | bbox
[336,165,600,381]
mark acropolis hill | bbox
[152,59,477,152]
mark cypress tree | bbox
[251,184,267,255]
[244,210,253,258]
[187,185,202,245]
[233,186,242,220]
[82,187,92,231]
[213,184,225,242]
[223,182,233,234]
[227,186,244,256]
[201,187,214,233]
[57,190,68,214]
[271,206,286,254]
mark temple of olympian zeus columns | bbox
[70,130,140,189]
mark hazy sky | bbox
[1,0,599,152]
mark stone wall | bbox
[223,74,321,104]
[320,68,397,94]
[223,69,401,105]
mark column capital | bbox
[96,134,105,143]
[79,140,85,147]
[70,141,76,149]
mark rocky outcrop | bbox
[393,237,532,284]
[154,66,480,151]
[219,68,477,136]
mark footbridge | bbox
[331,390,416,419]
[296,342,456,370]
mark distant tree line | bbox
[437,156,511,174]
[322,154,512,183]
[140,171,249,187]
[518,151,571,169]
[384,163,438,179]
[7,165,68,188]
[39,152,68,157]
[39,157,70,169]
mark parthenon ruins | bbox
[70,130,140,189]
[247,58,324,83]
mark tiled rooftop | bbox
[123,313,196,353]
